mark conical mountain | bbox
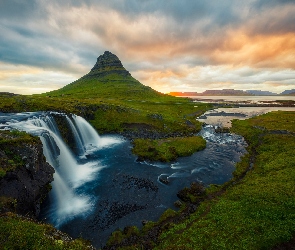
[87,51,131,78]
[49,51,164,100]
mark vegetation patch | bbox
[0,130,39,178]
[132,136,206,162]
[0,213,93,249]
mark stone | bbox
[0,132,54,217]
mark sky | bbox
[0,0,295,95]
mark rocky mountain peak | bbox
[88,51,131,77]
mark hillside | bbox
[48,51,162,101]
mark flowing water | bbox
[0,111,247,247]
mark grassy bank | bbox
[0,213,93,249]
[0,88,211,137]
[106,111,295,249]
[133,136,206,162]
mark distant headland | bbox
[169,88,295,96]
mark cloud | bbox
[0,0,294,94]
[0,62,76,94]
[134,65,295,94]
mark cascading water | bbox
[0,112,121,227]
[65,116,85,157]
[72,114,101,150]
[72,114,123,150]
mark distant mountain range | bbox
[281,89,295,95]
[170,89,295,96]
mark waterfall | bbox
[72,114,124,150]
[72,114,101,150]
[49,172,91,226]
[65,116,85,157]
[1,112,104,227]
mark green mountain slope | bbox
[48,51,164,101]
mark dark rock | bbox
[177,182,205,203]
[87,51,131,78]
[174,200,183,208]
[0,132,54,217]
[159,177,169,185]
[88,200,147,231]
[215,126,230,133]
[147,114,163,120]
[142,220,149,226]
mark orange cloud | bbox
[212,31,295,69]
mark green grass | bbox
[235,110,295,133]
[0,213,93,249]
[132,136,206,162]
[0,130,39,177]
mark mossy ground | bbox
[0,213,93,250]
[106,111,295,249]
[132,136,206,162]
[0,130,39,178]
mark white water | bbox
[66,116,85,157]
[72,114,123,152]
[0,112,123,227]
[72,114,101,150]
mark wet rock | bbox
[142,220,149,226]
[159,177,169,185]
[0,132,54,217]
[177,182,206,203]
[88,200,147,231]
[215,126,230,133]
[174,200,183,208]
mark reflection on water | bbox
[198,107,295,127]
[190,95,295,103]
